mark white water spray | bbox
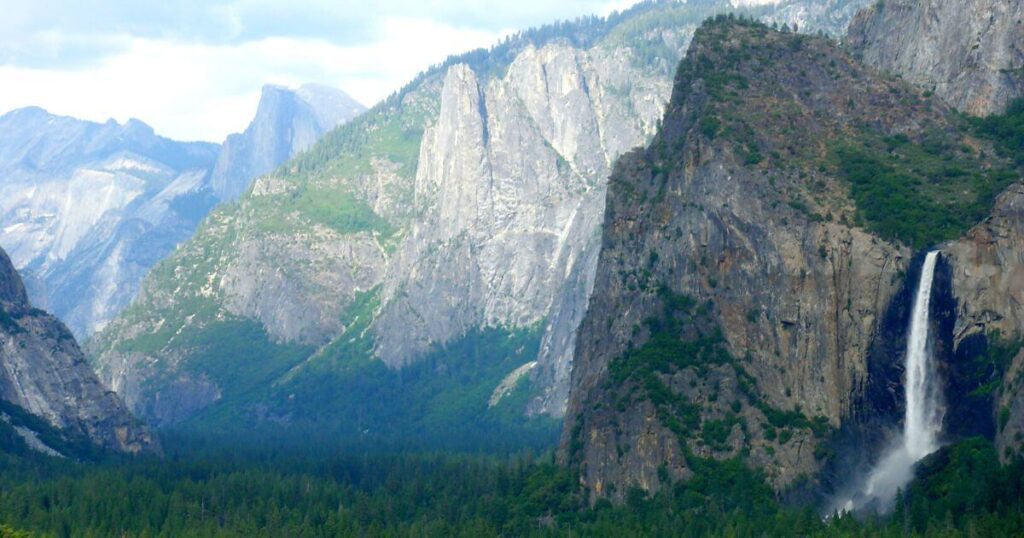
[835,251,944,514]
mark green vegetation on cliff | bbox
[0,400,102,462]
[832,134,1017,248]
[676,15,1022,250]
[600,286,830,466]
[973,98,1024,165]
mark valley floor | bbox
[0,433,1021,536]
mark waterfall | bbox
[834,251,944,514]
[902,251,943,462]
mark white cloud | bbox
[0,0,644,142]
[0,18,504,142]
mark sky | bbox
[0,0,641,142]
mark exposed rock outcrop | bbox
[90,1,887,430]
[847,0,1024,116]
[761,0,873,36]
[556,17,1011,501]
[0,84,363,339]
[944,185,1024,460]
[90,1,712,426]
[0,108,219,338]
[210,84,366,202]
[0,247,155,454]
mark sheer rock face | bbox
[0,85,362,340]
[945,185,1024,460]
[557,20,981,501]
[0,108,219,338]
[91,24,692,425]
[373,42,672,404]
[210,84,366,202]
[0,247,155,454]
[90,2,881,428]
[847,0,1024,116]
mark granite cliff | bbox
[847,0,1024,116]
[89,1,883,436]
[559,17,1023,502]
[0,84,363,339]
[210,84,366,202]
[0,247,154,455]
[89,1,773,429]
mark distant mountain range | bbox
[0,84,366,338]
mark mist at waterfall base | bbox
[830,252,946,515]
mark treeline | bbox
[0,435,1021,536]
[181,326,560,454]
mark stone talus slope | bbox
[0,247,155,454]
[847,0,1024,116]
[555,18,1007,501]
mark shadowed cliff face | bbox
[944,185,1024,461]
[0,247,156,455]
[557,16,1022,503]
[847,0,1024,116]
[820,251,974,498]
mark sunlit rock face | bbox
[0,107,220,338]
[0,84,364,339]
[210,84,366,202]
[90,1,878,428]
[847,0,1024,116]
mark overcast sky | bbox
[0,0,641,142]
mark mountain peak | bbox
[122,117,153,132]
[0,248,28,306]
[1,106,51,121]
[209,81,366,201]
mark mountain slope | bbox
[0,247,155,455]
[760,0,872,35]
[559,16,1021,502]
[0,109,219,338]
[90,1,879,439]
[90,0,769,431]
[847,0,1024,116]
[0,84,363,339]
